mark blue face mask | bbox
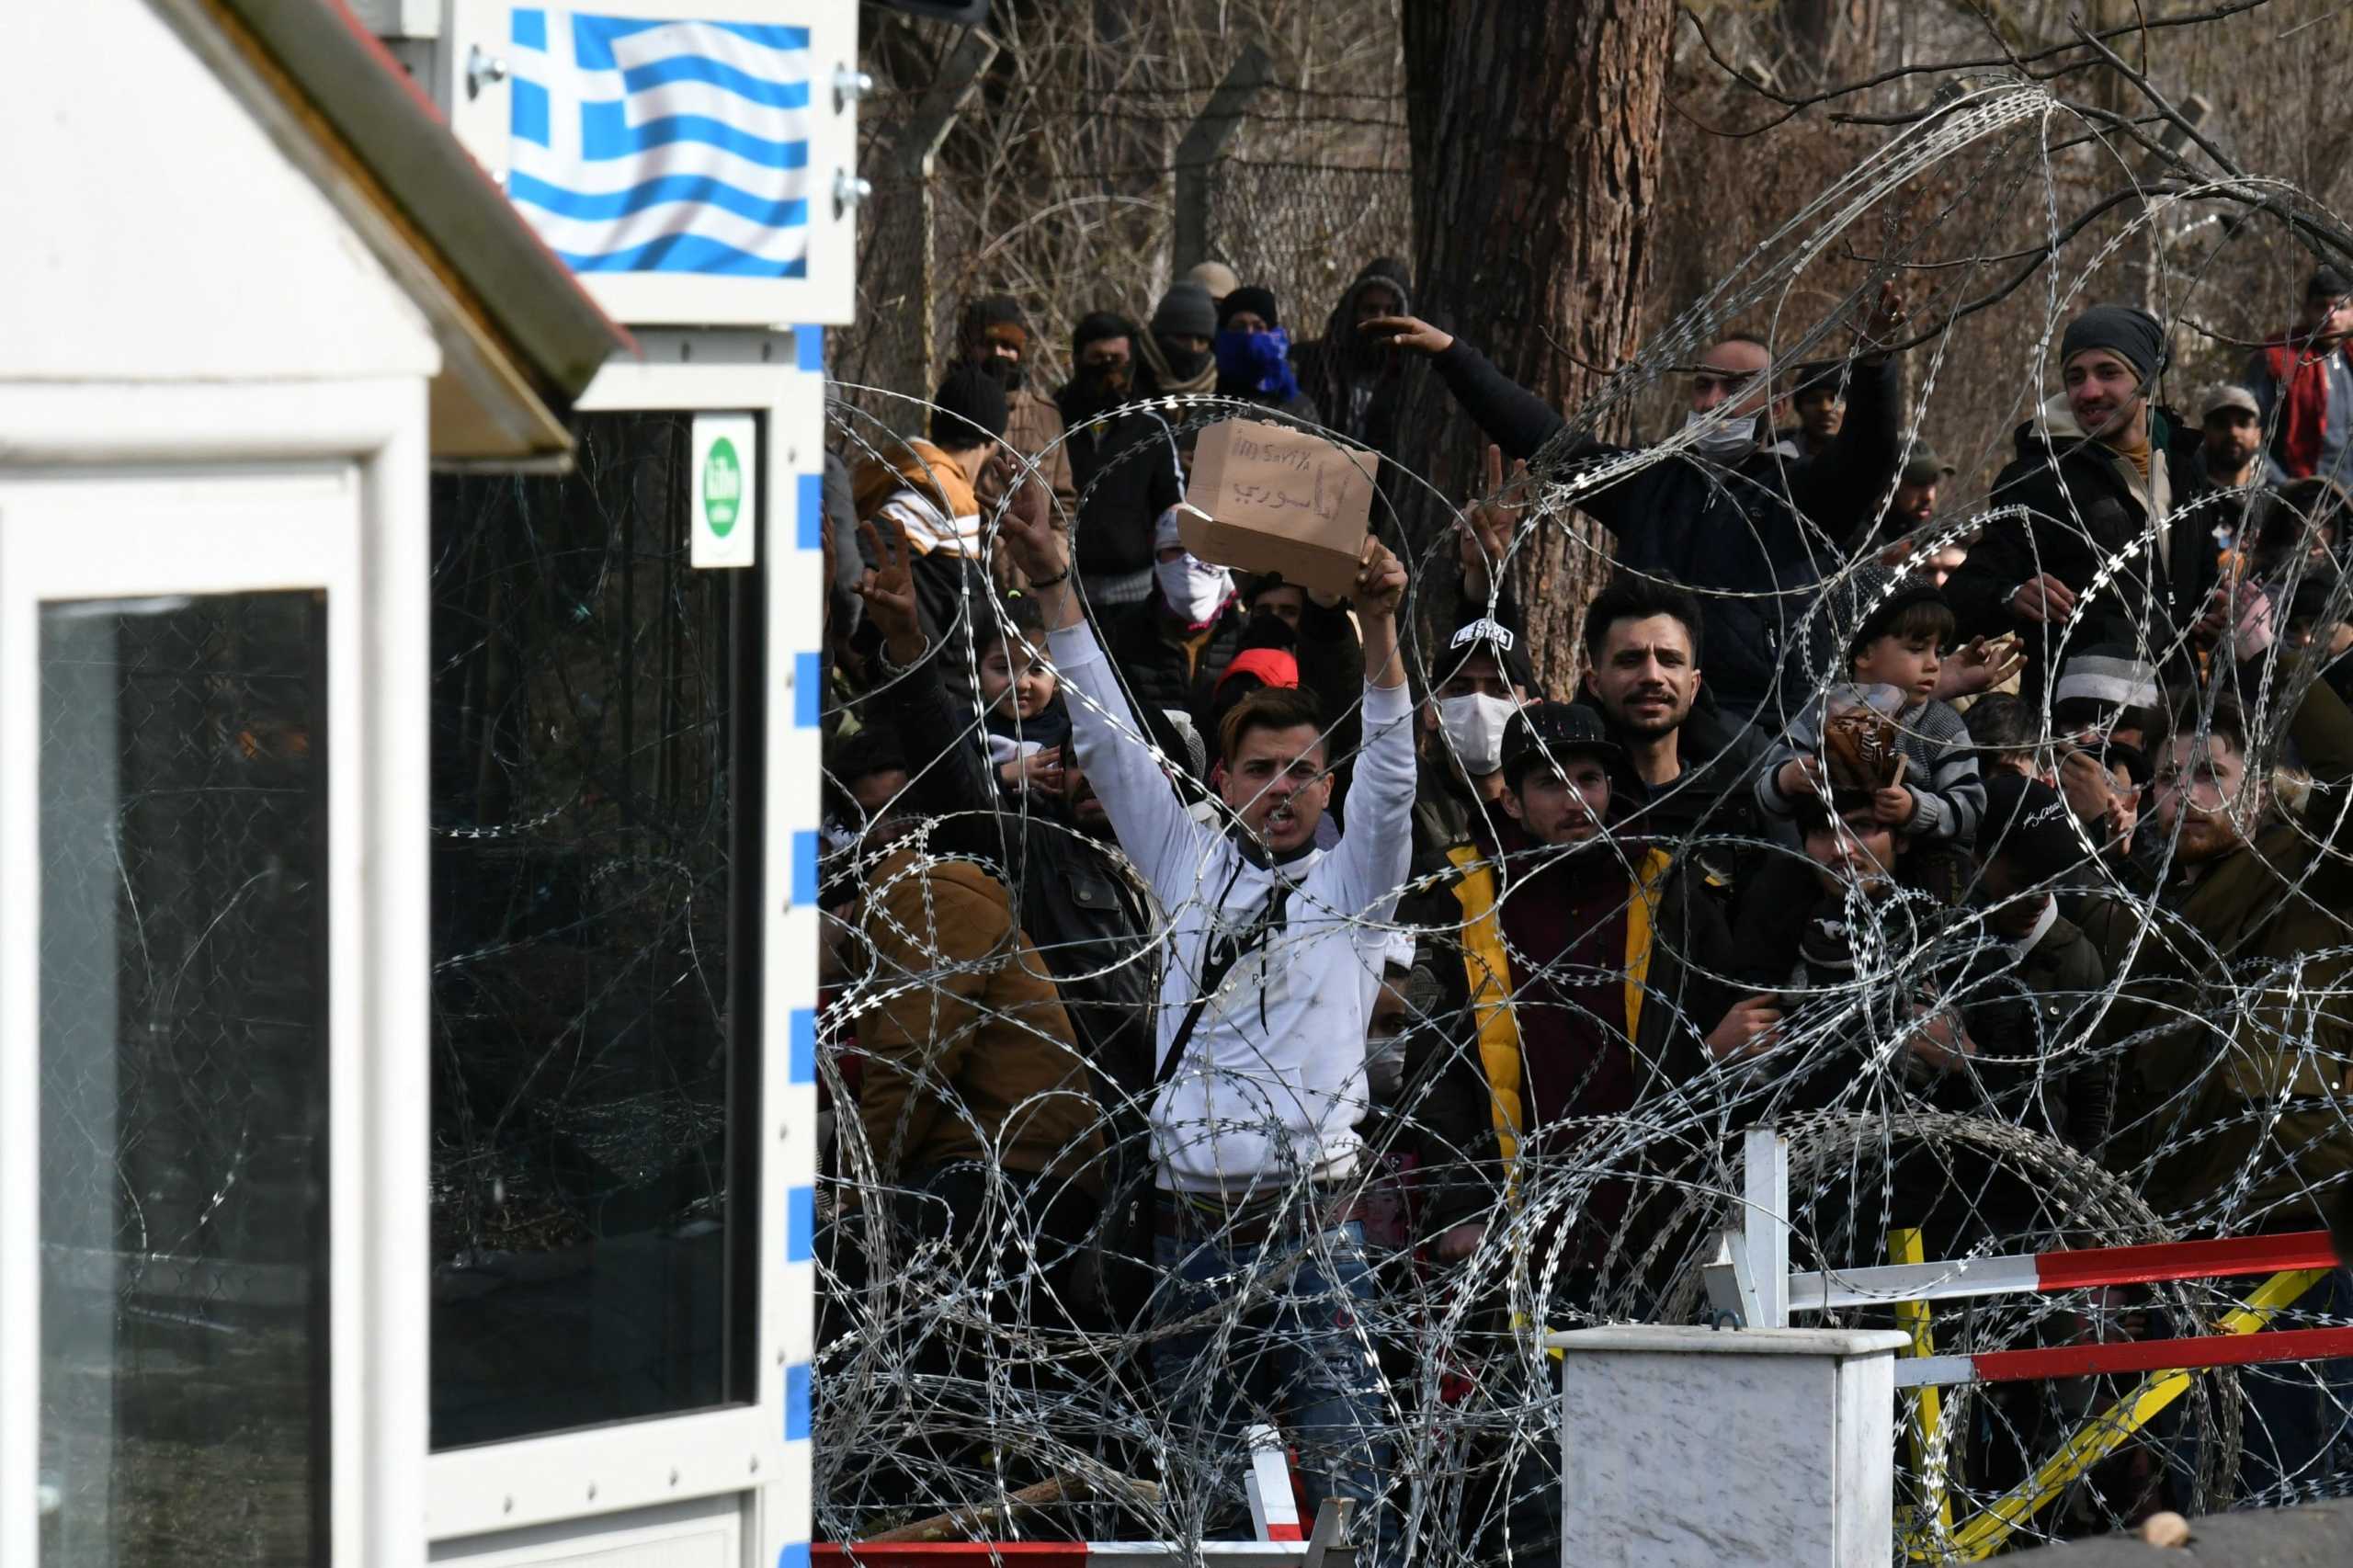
[1214,326,1300,402]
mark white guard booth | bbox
[0,0,854,1565]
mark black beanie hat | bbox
[2308,264,2353,301]
[2059,303,2166,381]
[1219,286,1280,330]
[1072,311,1137,357]
[931,363,1009,447]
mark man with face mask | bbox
[959,296,1077,538]
[1212,285,1321,426]
[1056,311,1183,610]
[1101,508,1248,747]
[1413,616,1532,850]
[1365,288,1910,725]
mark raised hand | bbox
[2010,574,2077,625]
[1460,443,1525,599]
[1935,633,2025,700]
[994,452,1068,589]
[998,744,1066,795]
[1706,994,1785,1062]
[857,516,926,666]
[1354,537,1407,621]
[1858,279,1909,354]
[1359,313,1455,357]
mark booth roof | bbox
[159,0,631,464]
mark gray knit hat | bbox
[1151,282,1219,342]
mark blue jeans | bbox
[1149,1211,1396,1563]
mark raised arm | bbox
[857,517,1006,835]
[1359,315,1564,461]
[995,454,1214,895]
[1334,540,1416,915]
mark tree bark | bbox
[1397,0,1674,693]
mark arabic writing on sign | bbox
[1230,465,1345,522]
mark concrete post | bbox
[1549,1325,1910,1568]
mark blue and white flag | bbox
[507,8,810,277]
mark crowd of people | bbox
[813,259,2353,1552]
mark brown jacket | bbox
[855,847,1104,1191]
[2086,669,2353,1229]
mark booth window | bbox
[427,414,763,1449]
[39,592,331,1565]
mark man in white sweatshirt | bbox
[997,477,1413,1556]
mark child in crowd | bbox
[1758,572,1985,902]
[968,593,1073,795]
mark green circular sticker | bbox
[704,437,743,537]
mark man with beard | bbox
[1056,310,1183,611]
[959,295,1076,532]
[1946,302,2219,701]
[2084,677,2353,1505]
[2184,383,2267,506]
[998,470,1417,1561]
[1572,574,1768,898]
[2247,264,2353,483]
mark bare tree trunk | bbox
[1397,0,1674,691]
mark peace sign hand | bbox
[857,516,926,666]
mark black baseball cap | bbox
[1501,700,1620,790]
[1980,774,2083,886]
[1447,614,1538,694]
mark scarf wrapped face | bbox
[1215,327,1302,403]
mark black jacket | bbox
[1053,392,1185,581]
[871,639,1162,1102]
[1574,697,1772,900]
[1102,594,1247,744]
[1944,403,2219,700]
[1429,341,1904,722]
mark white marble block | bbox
[1548,1325,1911,1568]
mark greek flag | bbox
[507,8,810,276]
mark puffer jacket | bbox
[2081,666,2353,1232]
[1944,398,2218,701]
[1428,342,1904,723]
[1103,592,1248,744]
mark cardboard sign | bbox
[1178,418,1377,598]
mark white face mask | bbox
[1681,406,1763,459]
[1155,551,1233,624]
[1437,692,1518,778]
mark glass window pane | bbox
[428,414,759,1449]
[39,591,330,1566]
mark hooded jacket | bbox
[1944,397,2217,700]
[1294,258,1414,454]
[1428,341,1904,723]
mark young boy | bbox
[967,592,1072,795]
[1758,572,1985,900]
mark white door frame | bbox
[423,355,822,1568]
[0,375,429,1568]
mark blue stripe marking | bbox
[795,652,822,729]
[796,325,824,371]
[557,234,808,278]
[787,1185,815,1263]
[621,53,812,109]
[779,1546,811,1568]
[785,1363,812,1440]
[508,171,806,226]
[511,80,551,148]
[791,829,818,907]
[512,8,547,51]
[790,1008,817,1085]
[582,102,810,167]
[797,471,824,550]
[573,15,809,70]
